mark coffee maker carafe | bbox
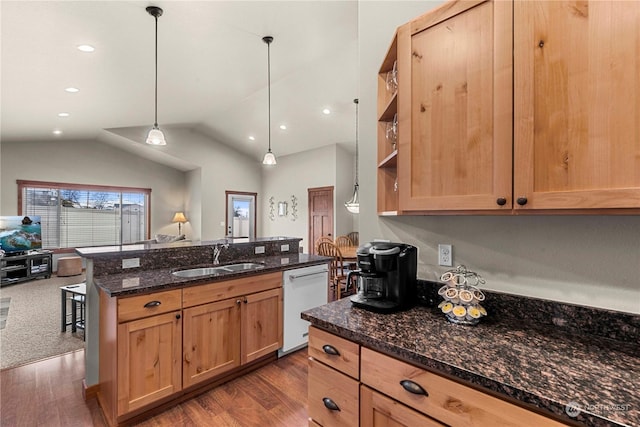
[347,242,417,313]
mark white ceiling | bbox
[1,1,359,169]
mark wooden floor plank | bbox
[1,348,309,427]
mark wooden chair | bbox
[314,236,334,254]
[347,231,359,246]
[317,242,355,300]
[334,235,353,248]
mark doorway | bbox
[308,186,333,255]
[225,191,257,240]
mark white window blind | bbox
[19,182,150,249]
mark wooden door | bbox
[514,1,640,210]
[398,0,513,212]
[361,386,445,427]
[241,287,283,364]
[308,186,334,254]
[182,298,241,388]
[117,311,182,415]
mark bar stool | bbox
[60,283,86,340]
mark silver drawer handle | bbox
[289,271,327,280]
[400,379,428,396]
[144,300,161,308]
[322,397,340,411]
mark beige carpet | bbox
[0,274,86,369]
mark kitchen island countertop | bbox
[302,298,639,427]
[93,253,330,297]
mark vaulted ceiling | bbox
[1,1,359,168]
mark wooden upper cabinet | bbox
[398,0,513,212]
[514,1,640,211]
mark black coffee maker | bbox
[347,242,417,313]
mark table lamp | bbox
[171,212,187,235]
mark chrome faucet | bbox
[212,242,229,265]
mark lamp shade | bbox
[262,150,277,165]
[172,212,187,223]
[345,183,359,214]
[146,127,166,146]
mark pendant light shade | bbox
[145,6,166,146]
[345,99,360,214]
[262,36,276,165]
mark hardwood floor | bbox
[0,349,309,426]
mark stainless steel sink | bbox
[172,263,264,278]
[172,267,224,278]
[219,263,265,272]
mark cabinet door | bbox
[361,386,445,427]
[514,1,640,210]
[242,287,283,364]
[182,298,241,388]
[398,0,513,212]
[117,310,182,416]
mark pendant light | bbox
[262,36,276,165]
[345,98,360,214]
[145,6,166,146]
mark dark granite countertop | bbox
[95,253,329,297]
[302,298,639,427]
[76,236,301,258]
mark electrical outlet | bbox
[438,244,452,267]
[255,246,265,254]
[280,244,289,252]
[122,258,140,269]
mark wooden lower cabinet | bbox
[99,272,284,426]
[242,287,283,364]
[116,310,182,415]
[308,327,570,427]
[361,385,445,427]
[182,298,241,388]
[308,358,359,427]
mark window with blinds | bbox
[18,181,150,250]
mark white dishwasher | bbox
[279,263,329,356]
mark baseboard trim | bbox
[83,379,99,401]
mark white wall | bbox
[0,139,186,236]
[158,128,262,241]
[358,1,640,314]
[261,144,355,253]
[184,168,202,240]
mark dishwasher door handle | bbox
[288,271,327,280]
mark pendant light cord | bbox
[267,40,272,152]
[153,14,159,128]
[354,98,359,186]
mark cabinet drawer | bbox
[308,326,359,379]
[182,271,281,307]
[361,385,446,427]
[117,289,182,323]
[361,348,568,427]
[308,358,359,427]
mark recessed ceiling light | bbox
[52,130,63,135]
[248,136,255,141]
[322,108,331,115]
[58,112,70,117]
[279,124,287,130]
[65,87,79,93]
[77,44,95,52]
